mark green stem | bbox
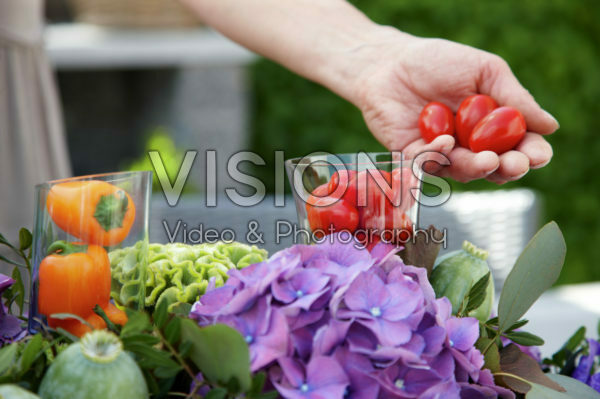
[481,331,500,356]
[156,328,196,380]
[493,372,532,385]
[47,240,88,256]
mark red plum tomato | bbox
[469,106,526,155]
[419,102,455,143]
[456,95,498,147]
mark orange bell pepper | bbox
[39,241,128,337]
[46,180,135,247]
[38,241,111,319]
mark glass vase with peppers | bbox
[30,171,152,337]
[285,152,422,250]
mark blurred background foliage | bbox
[248,0,600,285]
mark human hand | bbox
[340,30,558,183]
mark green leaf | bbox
[93,305,120,333]
[249,372,267,396]
[126,342,180,370]
[180,320,251,392]
[498,222,566,332]
[19,334,43,374]
[547,326,586,368]
[506,319,529,333]
[0,253,25,268]
[0,344,18,375]
[49,313,92,328]
[497,344,565,394]
[205,388,228,399]
[476,337,500,372]
[164,318,181,345]
[121,310,152,336]
[18,228,32,251]
[254,392,279,399]
[11,267,25,315]
[153,297,169,329]
[154,365,182,379]
[527,374,600,399]
[0,232,17,250]
[504,331,545,346]
[486,316,499,326]
[465,272,491,313]
[121,334,161,347]
[56,328,79,342]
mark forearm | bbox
[180,0,402,103]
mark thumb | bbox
[479,56,559,135]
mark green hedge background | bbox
[248,0,600,285]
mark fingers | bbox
[440,148,499,182]
[402,135,455,174]
[480,56,559,135]
[485,150,530,184]
[516,132,553,169]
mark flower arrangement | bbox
[190,234,511,398]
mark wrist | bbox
[315,24,414,105]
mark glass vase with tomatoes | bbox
[285,152,422,250]
[30,171,152,337]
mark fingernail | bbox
[510,169,529,180]
[543,110,560,129]
[531,158,551,170]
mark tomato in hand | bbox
[456,95,498,147]
[418,102,455,143]
[469,106,526,155]
[307,197,359,237]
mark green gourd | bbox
[430,241,494,322]
[38,330,148,399]
[0,384,40,399]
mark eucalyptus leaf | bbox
[498,222,566,332]
[527,374,600,399]
[180,320,251,392]
[498,344,565,394]
[506,319,529,333]
[504,331,545,346]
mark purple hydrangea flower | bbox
[0,273,26,345]
[189,235,514,399]
[271,356,349,399]
[572,338,600,392]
